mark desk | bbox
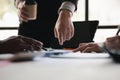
[0,51,120,80]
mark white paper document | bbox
[43,49,109,58]
[0,49,110,61]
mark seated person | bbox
[73,35,120,53]
[0,35,43,54]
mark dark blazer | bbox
[18,0,78,48]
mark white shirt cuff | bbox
[97,42,108,53]
[58,1,75,14]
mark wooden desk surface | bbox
[0,52,120,80]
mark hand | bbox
[73,43,102,53]
[105,36,120,50]
[0,35,43,54]
[54,9,74,45]
[16,0,29,22]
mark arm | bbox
[73,42,103,53]
[72,36,120,53]
[54,0,78,45]
[0,35,43,54]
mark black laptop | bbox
[51,20,99,49]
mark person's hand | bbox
[73,43,102,53]
[105,36,120,50]
[54,9,74,45]
[16,0,29,22]
[0,35,43,54]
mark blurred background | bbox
[0,0,120,42]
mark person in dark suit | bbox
[15,0,78,48]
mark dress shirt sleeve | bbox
[58,0,78,14]
[58,1,75,14]
[63,0,78,10]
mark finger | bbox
[24,37,43,46]
[13,40,29,53]
[17,39,34,52]
[18,36,43,47]
[18,7,29,22]
[20,10,29,22]
[67,24,74,40]
[70,26,74,40]
[21,6,30,16]
[71,26,74,38]
[66,28,71,41]
[17,1,24,9]
[20,15,28,22]
[73,43,96,52]
[31,44,41,51]
[73,44,88,52]
[82,47,93,53]
[106,37,115,42]
[62,31,67,43]
[21,45,33,52]
[72,43,85,52]
[24,38,42,51]
[82,45,101,53]
[55,29,61,44]
[18,3,28,17]
[79,43,88,46]
[54,28,58,38]
[58,32,64,45]
[18,10,28,22]
[72,47,81,52]
[5,36,17,41]
[18,43,39,52]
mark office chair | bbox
[51,20,99,49]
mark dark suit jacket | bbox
[18,0,78,48]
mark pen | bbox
[116,26,120,35]
[42,47,48,51]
